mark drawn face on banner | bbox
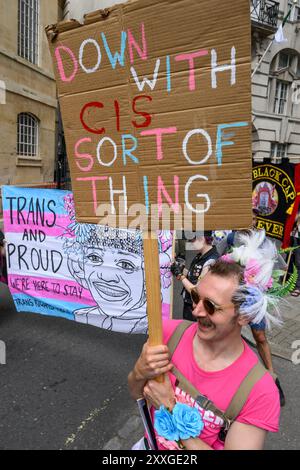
[65,224,147,332]
[82,245,145,315]
[3,188,173,335]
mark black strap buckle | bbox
[195,394,210,409]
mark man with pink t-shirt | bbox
[128,238,281,451]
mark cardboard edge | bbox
[45,9,116,42]
[45,0,140,41]
[45,20,82,42]
[83,9,112,25]
[82,0,139,24]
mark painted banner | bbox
[2,186,174,334]
[46,0,252,230]
[282,164,300,248]
[252,162,297,241]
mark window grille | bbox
[278,52,291,69]
[288,1,300,21]
[17,113,39,157]
[270,143,287,163]
[18,0,39,65]
[297,58,300,76]
[274,80,289,114]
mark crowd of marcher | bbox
[1,210,300,451]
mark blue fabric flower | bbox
[241,286,262,310]
[172,403,204,440]
[154,406,180,442]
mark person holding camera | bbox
[171,231,219,322]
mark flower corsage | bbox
[154,403,204,448]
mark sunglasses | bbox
[186,236,196,243]
[191,288,233,316]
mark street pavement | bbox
[0,277,299,450]
[0,282,145,450]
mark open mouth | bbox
[94,282,129,302]
[198,319,215,332]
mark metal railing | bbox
[251,0,280,28]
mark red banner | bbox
[282,164,300,248]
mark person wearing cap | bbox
[171,231,219,322]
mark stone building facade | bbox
[252,0,300,163]
[0,0,64,192]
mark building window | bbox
[278,52,291,69]
[272,50,299,74]
[18,0,39,65]
[288,0,300,21]
[17,113,39,157]
[251,0,279,27]
[271,143,287,163]
[273,80,289,114]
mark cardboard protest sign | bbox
[2,186,173,334]
[46,0,252,230]
[252,162,297,241]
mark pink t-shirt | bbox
[152,320,280,451]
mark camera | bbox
[170,256,186,277]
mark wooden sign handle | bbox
[143,232,164,383]
[283,251,293,285]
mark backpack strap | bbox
[167,320,193,358]
[171,365,230,425]
[167,321,268,436]
[225,361,267,422]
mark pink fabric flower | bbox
[265,277,273,289]
[221,254,235,263]
[244,259,261,286]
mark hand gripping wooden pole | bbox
[143,232,164,383]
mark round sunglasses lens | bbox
[203,299,215,315]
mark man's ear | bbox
[237,314,250,327]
